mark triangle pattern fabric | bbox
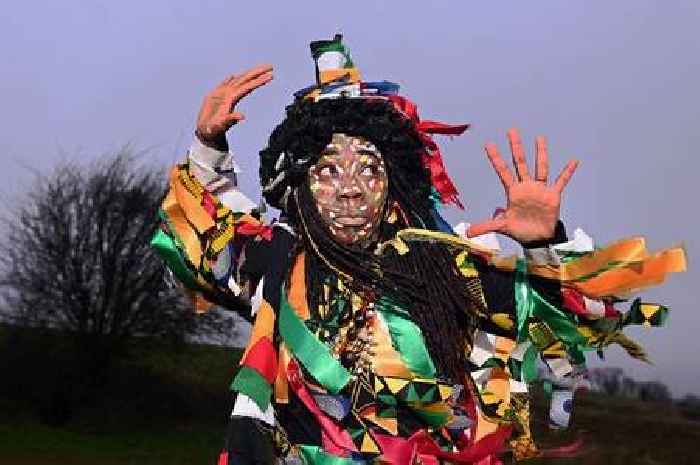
[385,377,410,394]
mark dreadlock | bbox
[259,98,482,382]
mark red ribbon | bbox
[201,191,218,219]
[538,436,586,459]
[561,288,619,318]
[240,336,278,384]
[388,95,469,209]
[237,220,274,241]
[287,360,358,455]
[373,426,511,465]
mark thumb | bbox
[466,217,506,238]
[223,112,245,127]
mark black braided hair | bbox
[259,98,481,382]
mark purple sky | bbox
[1,1,697,396]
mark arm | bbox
[152,67,287,463]
[466,221,683,461]
[462,130,684,459]
[151,65,275,320]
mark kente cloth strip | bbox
[151,157,685,464]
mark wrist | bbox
[195,128,229,152]
[520,220,567,249]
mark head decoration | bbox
[260,34,469,212]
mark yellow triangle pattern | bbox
[360,433,380,454]
[385,378,410,394]
[640,303,658,320]
[438,384,453,400]
[374,376,384,394]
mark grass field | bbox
[0,421,223,465]
[1,337,698,465]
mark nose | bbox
[339,181,362,200]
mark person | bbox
[151,35,686,465]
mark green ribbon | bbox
[376,297,436,379]
[514,259,588,371]
[508,342,538,383]
[514,259,533,343]
[150,227,201,291]
[522,343,539,382]
[543,380,553,399]
[279,289,351,394]
[230,365,272,411]
[298,445,365,465]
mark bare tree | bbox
[0,149,235,370]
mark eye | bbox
[318,164,338,177]
[360,164,378,176]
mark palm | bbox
[467,129,579,244]
[196,64,273,141]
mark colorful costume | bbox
[152,36,686,464]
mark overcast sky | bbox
[1,1,697,396]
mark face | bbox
[308,133,389,245]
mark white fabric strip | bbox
[250,277,264,318]
[231,393,275,425]
[470,368,493,386]
[552,228,594,254]
[510,379,528,393]
[546,357,573,379]
[582,295,606,318]
[469,330,497,366]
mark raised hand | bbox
[466,128,579,244]
[196,64,273,144]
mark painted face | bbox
[308,133,389,245]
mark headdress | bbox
[260,34,470,213]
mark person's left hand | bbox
[466,128,579,244]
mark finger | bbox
[508,128,531,181]
[553,159,580,193]
[535,135,549,182]
[224,73,240,84]
[466,217,507,238]
[228,71,273,108]
[228,64,273,87]
[219,73,239,88]
[223,112,245,126]
[208,73,238,91]
[485,142,515,190]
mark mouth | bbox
[333,216,369,227]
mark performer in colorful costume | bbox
[151,35,687,464]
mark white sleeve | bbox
[187,138,256,213]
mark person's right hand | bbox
[196,64,273,146]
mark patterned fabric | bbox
[152,149,685,464]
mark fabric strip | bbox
[279,289,351,394]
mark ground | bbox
[1,338,698,465]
